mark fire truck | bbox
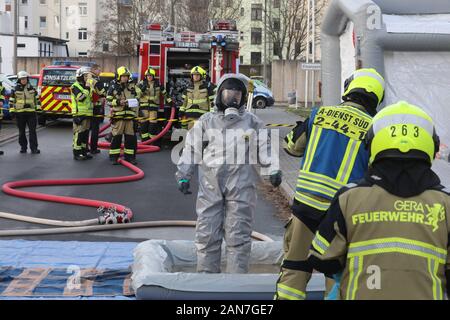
[139,19,240,89]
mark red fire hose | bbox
[2,107,176,224]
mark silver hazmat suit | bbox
[175,74,278,273]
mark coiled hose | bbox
[0,107,273,241]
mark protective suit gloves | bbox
[270,170,283,187]
[178,179,192,195]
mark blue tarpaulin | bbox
[0,240,138,300]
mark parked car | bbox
[7,74,40,88]
[0,74,17,120]
[242,75,274,109]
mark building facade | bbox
[237,0,272,74]
[2,0,102,57]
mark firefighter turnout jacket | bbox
[107,80,139,120]
[180,80,215,118]
[308,174,450,300]
[87,75,106,113]
[137,79,166,111]
[283,101,373,218]
[9,83,40,113]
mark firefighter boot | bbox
[73,150,87,161]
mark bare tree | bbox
[92,0,243,55]
[265,0,326,60]
[92,0,164,56]
[177,0,243,33]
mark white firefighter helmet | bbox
[76,66,91,78]
[17,71,30,79]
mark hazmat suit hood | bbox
[214,73,249,113]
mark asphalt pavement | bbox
[0,121,285,242]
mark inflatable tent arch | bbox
[321,0,450,147]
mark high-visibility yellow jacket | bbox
[71,81,93,117]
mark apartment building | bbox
[237,0,326,76]
[2,0,103,57]
[237,0,272,69]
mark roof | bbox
[0,33,68,44]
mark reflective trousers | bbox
[73,118,91,156]
[275,214,334,300]
[139,109,159,141]
[109,119,137,161]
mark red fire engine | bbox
[138,19,240,86]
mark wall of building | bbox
[271,60,321,104]
[0,35,40,74]
[2,0,100,57]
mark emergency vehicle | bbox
[139,19,240,87]
[37,61,95,125]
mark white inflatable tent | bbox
[321,0,450,151]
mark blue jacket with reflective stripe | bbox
[296,104,372,205]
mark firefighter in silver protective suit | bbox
[176,73,283,273]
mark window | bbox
[54,15,60,27]
[240,7,244,16]
[273,41,281,56]
[251,52,262,65]
[102,43,109,52]
[78,52,88,57]
[78,28,88,40]
[40,16,47,28]
[240,31,244,40]
[251,28,262,45]
[79,3,87,16]
[65,7,69,16]
[295,19,301,31]
[17,43,26,48]
[24,16,28,29]
[150,42,160,54]
[66,32,69,39]
[239,56,244,64]
[251,4,263,21]
[273,18,280,31]
[273,0,280,8]
[40,0,46,4]
[42,69,77,86]
[21,0,28,4]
